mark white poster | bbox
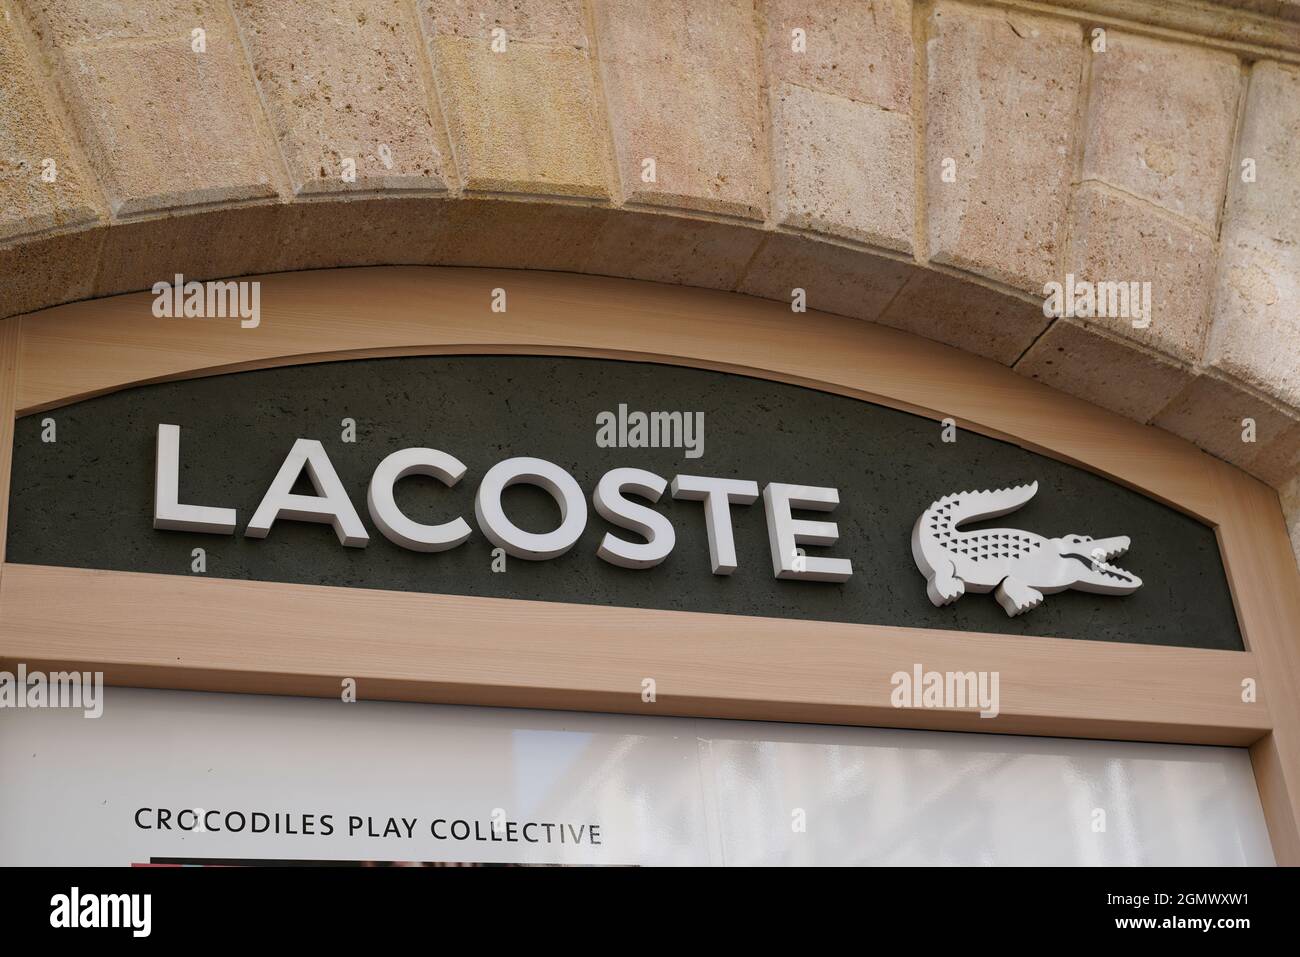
[0,687,1273,866]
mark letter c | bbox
[367,448,472,552]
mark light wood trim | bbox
[1210,459,1300,864]
[14,267,1222,521]
[0,563,1269,746]
[0,317,19,570]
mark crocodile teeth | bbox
[1084,536,1130,564]
[1092,559,1136,582]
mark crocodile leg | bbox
[926,559,965,606]
[994,577,1044,616]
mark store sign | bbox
[6,355,1238,648]
[154,423,854,582]
[155,427,1146,617]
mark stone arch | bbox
[1,0,1298,558]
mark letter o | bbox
[367,448,473,552]
[474,457,588,560]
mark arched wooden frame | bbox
[1,266,1298,863]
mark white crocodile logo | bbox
[911,482,1142,617]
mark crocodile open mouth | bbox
[1088,558,1140,585]
[1062,536,1141,587]
[1082,535,1131,563]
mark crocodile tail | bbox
[923,482,1039,534]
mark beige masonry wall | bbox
[1,0,1299,563]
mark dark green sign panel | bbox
[6,355,1242,650]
